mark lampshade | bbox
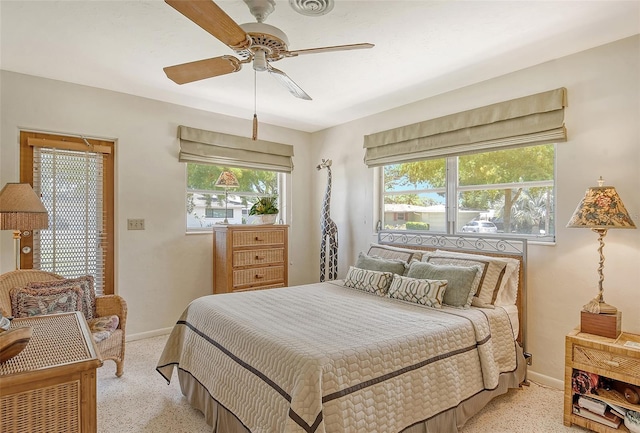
[567,177,636,230]
[214,171,240,189]
[0,183,49,230]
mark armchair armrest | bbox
[95,294,127,330]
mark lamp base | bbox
[581,310,622,339]
[582,298,617,314]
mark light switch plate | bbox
[127,219,145,230]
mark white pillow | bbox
[388,274,447,308]
[368,243,423,262]
[429,250,520,306]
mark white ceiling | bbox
[1,1,639,133]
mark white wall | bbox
[0,71,315,336]
[309,35,640,386]
[1,35,638,385]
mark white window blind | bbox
[32,147,106,295]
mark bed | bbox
[157,232,529,433]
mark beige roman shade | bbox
[363,87,567,167]
[178,125,294,173]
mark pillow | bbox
[423,251,508,306]
[355,252,407,275]
[367,243,423,262]
[88,315,119,343]
[344,266,393,296]
[407,261,481,308]
[28,275,96,319]
[10,285,83,318]
[388,274,447,308]
[431,250,521,306]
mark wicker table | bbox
[0,312,102,433]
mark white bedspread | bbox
[157,281,518,433]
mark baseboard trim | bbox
[527,370,564,390]
[126,327,173,342]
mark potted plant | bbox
[248,196,279,225]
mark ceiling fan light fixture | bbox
[253,49,268,72]
[243,0,276,23]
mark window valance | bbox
[363,87,567,167]
[178,125,294,173]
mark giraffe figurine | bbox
[317,159,338,282]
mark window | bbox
[186,164,282,231]
[382,144,555,241]
[20,131,115,295]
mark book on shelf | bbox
[573,405,623,429]
[578,395,607,416]
[608,403,628,419]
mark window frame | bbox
[378,144,557,242]
[20,130,115,295]
[185,163,286,232]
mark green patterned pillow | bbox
[355,252,407,275]
[407,261,481,308]
[388,274,448,308]
[344,266,393,296]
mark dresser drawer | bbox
[233,248,284,267]
[232,229,285,247]
[233,266,285,288]
[573,344,640,378]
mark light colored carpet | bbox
[97,335,588,433]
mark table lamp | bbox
[0,183,49,269]
[214,171,240,224]
[566,177,636,316]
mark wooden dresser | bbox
[212,224,289,294]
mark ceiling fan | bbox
[163,0,374,100]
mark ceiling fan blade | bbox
[286,43,374,57]
[164,55,242,84]
[165,0,250,50]
[267,66,312,100]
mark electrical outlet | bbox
[127,219,145,230]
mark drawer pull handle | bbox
[255,236,263,241]
[255,255,265,260]
[603,360,620,367]
[255,274,264,279]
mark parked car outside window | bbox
[461,220,498,233]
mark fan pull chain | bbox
[252,70,258,141]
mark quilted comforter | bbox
[157,281,518,433]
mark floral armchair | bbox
[0,269,127,377]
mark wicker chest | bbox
[564,328,640,432]
[0,312,102,433]
[212,224,289,293]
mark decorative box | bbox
[580,311,622,339]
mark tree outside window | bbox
[382,144,555,240]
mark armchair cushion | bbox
[10,285,84,318]
[27,275,96,319]
[88,315,119,343]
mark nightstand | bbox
[564,328,640,432]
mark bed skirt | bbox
[176,344,526,433]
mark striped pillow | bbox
[388,274,448,308]
[344,266,393,296]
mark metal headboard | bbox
[377,230,531,366]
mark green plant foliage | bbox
[249,196,279,215]
[405,221,430,231]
